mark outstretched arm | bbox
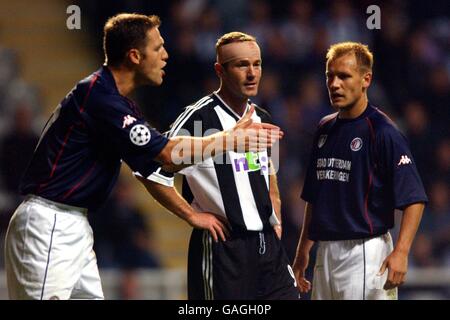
[136,175,230,242]
[155,106,283,172]
[378,202,425,289]
[292,202,315,293]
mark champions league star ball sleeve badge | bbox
[130,124,151,146]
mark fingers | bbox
[235,105,255,129]
[213,218,228,242]
[247,123,284,139]
[293,264,311,293]
[232,118,284,152]
[396,272,406,286]
[243,105,255,120]
[384,271,406,290]
[273,225,282,240]
[377,260,388,276]
[298,278,312,293]
[215,214,232,230]
[216,218,231,238]
[242,129,283,152]
[209,227,218,243]
[252,122,281,131]
[204,214,230,242]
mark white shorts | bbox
[312,233,397,300]
[4,195,104,300]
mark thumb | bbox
[241,105,255,122]
[377,259,388,276]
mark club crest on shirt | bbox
[122,114,137,128]
[130,124,151,146]
[318,135,327,148]
[350,137,363,151]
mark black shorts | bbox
[187,228,300,300]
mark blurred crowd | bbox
[0,0,448,298]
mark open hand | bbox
[232,105,283,153]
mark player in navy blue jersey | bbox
[292,42,428,300]
[138,32,299,300]
[4,14,282,300]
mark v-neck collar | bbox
[213,91,251,121]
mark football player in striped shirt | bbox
[139,32,299,300]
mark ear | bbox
[362,72,372,90]
[128,49,141,65]
[214,62,224,78]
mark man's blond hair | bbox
[326,42,373,73]
[215,32,256,55]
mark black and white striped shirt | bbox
[149,92,280,232]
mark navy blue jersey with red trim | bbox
[20,66,168,211]
[301,104,428,241]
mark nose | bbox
[328,76,340,90]
[247,66,256,78]
[162,47,169,61]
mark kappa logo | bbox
[122,115,137,128]
[130,124,151,146]
[318,135,327,148]
[398,155,412,166]
[350,137,363,151]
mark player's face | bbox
[326,53,370,110]
[137,27,168,86]
[220,43,262,99]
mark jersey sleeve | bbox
[169,109,204,176]
[376,125,428,209]
[145,107,204,186]
[87,95,169,179]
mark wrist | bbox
[183,209,197,226]
[212,131,228,155]
[393,246,410,256]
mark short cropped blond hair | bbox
[215,32,256,55]
[326,42,373,73]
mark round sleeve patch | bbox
[129,124,151,146]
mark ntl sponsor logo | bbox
[234,152,268,173]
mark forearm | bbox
[158,133,229,173]
[269,168,282,224]
[394,202,425,254]
[136,176,196,224]
[296,203,315,255]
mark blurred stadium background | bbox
[0,0,448,299]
